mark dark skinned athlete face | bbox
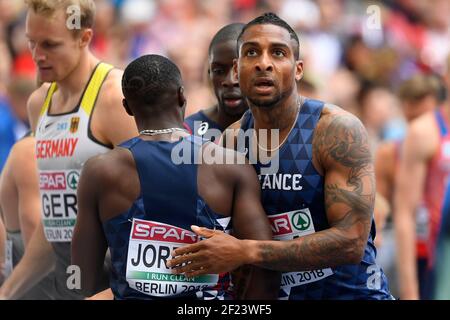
[209,40,248,117]
[235,24,302,108]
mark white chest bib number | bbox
[268,208,333,298]
[39,170,79,242]
[126,219,219,297]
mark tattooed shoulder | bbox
[317,104,374,253]
[313,104,372,170]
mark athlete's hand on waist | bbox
[167,225,253,278]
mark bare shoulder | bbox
[94,68,123,111]
[107,68,124,80]
[103,68,123,86]
[91,67,137,146]
[318,103,363,127]
[8,137,38,187]
[9,136,36,170]
[410,110,438,132]
[79,145,139,222]
[98,68,123,103]
[313,103,371,170]
[404,111,439,159]
[315,103,367,144]
[27,83,51,132]
[81,146,133,185]
[27,83,51,113]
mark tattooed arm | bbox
[249,108,374,271]
[168,107,375,275]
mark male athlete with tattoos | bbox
[168,13,393,300]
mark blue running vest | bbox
[239,99,393,300]
[184,111,224,135]
[103,136,232,300]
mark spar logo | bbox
[269,209,313,236]
[291,211,311,231]
[269,213,292,236]
[131,219,200,244]
[40,172,66,190]
[66,171,79,190]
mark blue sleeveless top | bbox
[184,111,223,142]
[103,136,232,300]
[239,99,393,300]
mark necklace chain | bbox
[254,100,301,153]
[139,127,188,136]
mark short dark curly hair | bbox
[122,54,182,106]
[238,12,300,59]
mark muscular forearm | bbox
[0,226,55,300]
[394,210,418,299]
[247,227,364,272]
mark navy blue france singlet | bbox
[239,99,393,300]
[103,136,232,300]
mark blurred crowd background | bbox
[0,0,450,297]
